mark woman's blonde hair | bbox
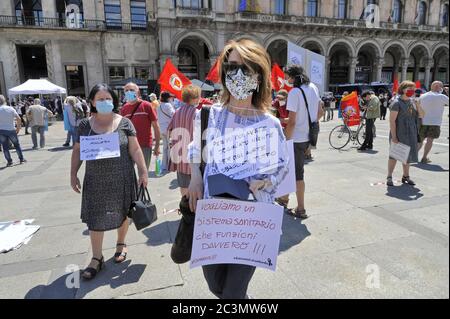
[218,39,272,111]
[64,96,78,106]
[398,81,416,96]
[181,85,201,104]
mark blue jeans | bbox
[0,130,24,163]
[31,125,46,148]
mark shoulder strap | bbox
[129,102,142,120]
[200,106,211,176]
[299,87,313,127]
[159,103,172,119]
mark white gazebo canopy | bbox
[8,79,67,98]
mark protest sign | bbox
[80,132,120,161]
[212,119,285,179]
[274,140,295,198]
[190,199,283,271]
[389,142,411,164]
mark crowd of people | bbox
[0,38,449,299]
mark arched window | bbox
[417,1,427,25]
[393,0,402,23]
[56,1,84,23]
[275,0,287,15]
[338,0,347,19]
[307,0,318,17]
[442,4,449,27]
[15,0,43,25]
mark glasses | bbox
[222,62,254,76]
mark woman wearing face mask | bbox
[187,39,289,299]
[70,83,148,280]
[387,81,425,187]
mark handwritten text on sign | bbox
[190,199,283,271]
[80,132,121,161]
[212,119,284,180]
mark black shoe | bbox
[402,176,416,186]
[81,256,104,280]
[114,243,127,263]
[386,177,394,187]
[20,159,27,164]
[25,132,30,135]
[63,143,70,147]
[357,146,367,151]
[6,161,13,167]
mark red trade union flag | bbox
[271,63,286,92]
[392,75,399,95]
[206,59,220,84]
[158,58,191,99]
[415,80,422,90]
[340,91,361,127]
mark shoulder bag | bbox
[170,106,210,264]
[299,87,320,147]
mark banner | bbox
[340,91,361,127]
[287,42,325,94]
[158,58,192,100]
[190,199,283,271]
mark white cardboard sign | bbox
[190,199,284,271]
[389,142,411,164]
[80,132,120,161]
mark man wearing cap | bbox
[120,82,161,172]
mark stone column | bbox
[325,56,331,91]
[349,57,358,84]
[83,0,97,20]
[424,58,434,90]
[0,0,14,16]
[122,0,131,24]
[400,58,409,82]
[375,58,384,83]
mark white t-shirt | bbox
[157,102,176,133]
[0,105,18,131]
[419,92,449,126]
[286,83,320,143]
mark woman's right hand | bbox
[71,175,81,193]
[186,176,204,212]
[391,136,399,144]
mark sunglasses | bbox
[222,62,254,76]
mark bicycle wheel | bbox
[357,123,366,145]
[329,125,351,150]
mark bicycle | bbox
[329,113,375,150]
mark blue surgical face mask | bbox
[95,100,114,114]
[125,91,137,102]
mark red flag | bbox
[206,59,220,83]
[271,63,286,92]
[415,80,421,90]
[158,59,191,100]
[340,91,361,127]
[392,74,399,95]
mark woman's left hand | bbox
[249,180,267,195]
[138,173,148,188]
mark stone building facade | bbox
[0,0,448,97]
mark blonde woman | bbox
[187,39,289,299]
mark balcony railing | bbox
[175,7,213,18]
[233,12,448,33]
[0,15,154,32]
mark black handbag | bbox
[170,106,210,264]
[300,87,320,147]
[129,185,157,231]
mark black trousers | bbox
[363,118,375,148]
[380,106,387,119]
[202,264,256,299]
